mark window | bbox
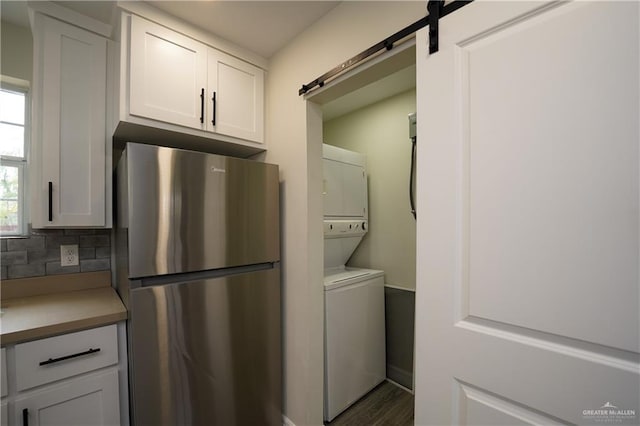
[0,79,29,236]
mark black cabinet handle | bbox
[39,348,101,366]
[199,88,205,123]
[23,408,28,426]
[211,91,217,126]
[48,181,53,222]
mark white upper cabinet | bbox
[31,13,109,228]
[123,14,265,147]
[207,49,264,143]
[129,16,207,130]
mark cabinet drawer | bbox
[15,325,118,391]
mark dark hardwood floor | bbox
[326,381,414,426]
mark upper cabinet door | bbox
[129,15,207,130]
[36,15,107,227]
[207,49,264,143]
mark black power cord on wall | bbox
[410,136,417,220]
[409,113,417,220]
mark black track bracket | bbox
[427,0,444,54]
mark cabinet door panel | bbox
[14,370,119,426]
[37,15,106,227]
[129,15,207,130]
[207,49,264,143]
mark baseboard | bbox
[384,284,416,292]
[387,364,413,391]
[386,378,414,394]
[282,415,296,426]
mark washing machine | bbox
[322,144,386,422]
[324,266,386,422]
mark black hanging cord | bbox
[410,135,417,220]
[298,0,474,96]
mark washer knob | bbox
[362,222,367,231]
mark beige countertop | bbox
[1,271,127,345]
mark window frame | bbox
[1,77,30,237]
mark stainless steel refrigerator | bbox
[114,143,281,426]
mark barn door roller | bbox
[427,0,443,54]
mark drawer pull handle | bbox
[39,347,101,366]
[23,408,28,426]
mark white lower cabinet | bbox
[2,325,121,426]
[14,326,118,392]
[14,370,119,426]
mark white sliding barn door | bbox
[415,1,639,425]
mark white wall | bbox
[1,20,33,81]
[264,2,424,424]
[324,89,417,290]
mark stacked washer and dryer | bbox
[323,144,386,422]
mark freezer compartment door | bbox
[124,143,279,278]
[129,267,281,426]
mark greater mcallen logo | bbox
[583,402,636,423]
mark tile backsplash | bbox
[1,228,111,280]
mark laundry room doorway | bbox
[305,38,418,425]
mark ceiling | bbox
[1,1,339,59]
[322,65,416,122]
[1,0,416,119]
[147,1,339,59]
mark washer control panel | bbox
[323,220,368,238]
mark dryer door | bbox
[323,158,367,218]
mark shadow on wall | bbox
[385,286,415,389]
